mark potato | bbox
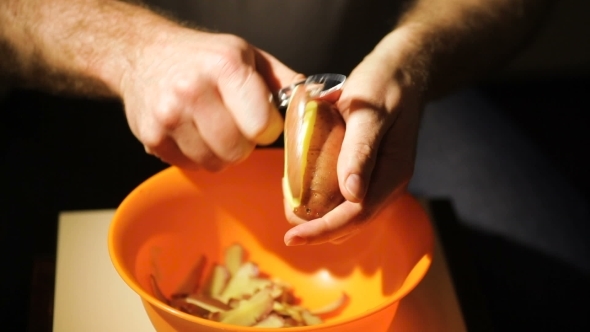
[224,243,245,276]
[283,84,346,220]
[202,264,230,298]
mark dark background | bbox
[1,0,589,330]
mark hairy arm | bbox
[0,0,177,97]
[386,0,556,99]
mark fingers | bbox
[218,64,283,146]
[188,87,256,166]
[172,121,230,171]
[144,121,227,171]
[216,48,305,147]
[336,101,384,203]
[254,48,306,92]
[139,83,255,171]
[126,32,305,171]
[144,135,205,170]
[283,202,363,246]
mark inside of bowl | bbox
[111,149,434,326]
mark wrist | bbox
[88,7,185,98]
[368,25,433,99]
[1,0,188,98]
[111,23,189,99]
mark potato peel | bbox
[310,292,349,317]
[255,313,286,328]
[217,261,260,303]
[202,264,230,298]
[169,297,209,318]
[218,287,274,326]
[150,243,347,327]
[149,274,169,305]
[185,294,232,313]
[224,243,245,276]
[173,255,207,296]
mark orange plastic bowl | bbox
[108,149,434,332]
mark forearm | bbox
[373,0,556,100]
[0,0,180,97]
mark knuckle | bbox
[286,214,304,226]
[152,101,182,131]
[203,160,227,172]
[219,34,250,52]
[319,218,335,234]
[245,117,270,141]
[172,77,204,99]
[199,152,235,172]
[138,129,166,150]
[224,143,254,164]
[353,141,375,163]
[214,36,253,79]
[187,146,228,172]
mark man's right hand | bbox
[2,1,302,171]
[119,28,303,171]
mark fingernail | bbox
[345,174,365,201]
[286,236,307,246]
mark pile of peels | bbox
[150,243,347,328]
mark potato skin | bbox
[284,87,345,220]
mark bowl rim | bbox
[108,163,434,331]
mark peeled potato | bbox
[283,84,345,220]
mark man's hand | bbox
[283,0,554,246]
[0,0,303,171]
[120,29,302,170]
[283,29,425,246]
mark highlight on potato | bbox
[150,243,348,328]
[282,75,347,221]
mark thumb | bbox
[254,48,306,92]
[337,101,384,203]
